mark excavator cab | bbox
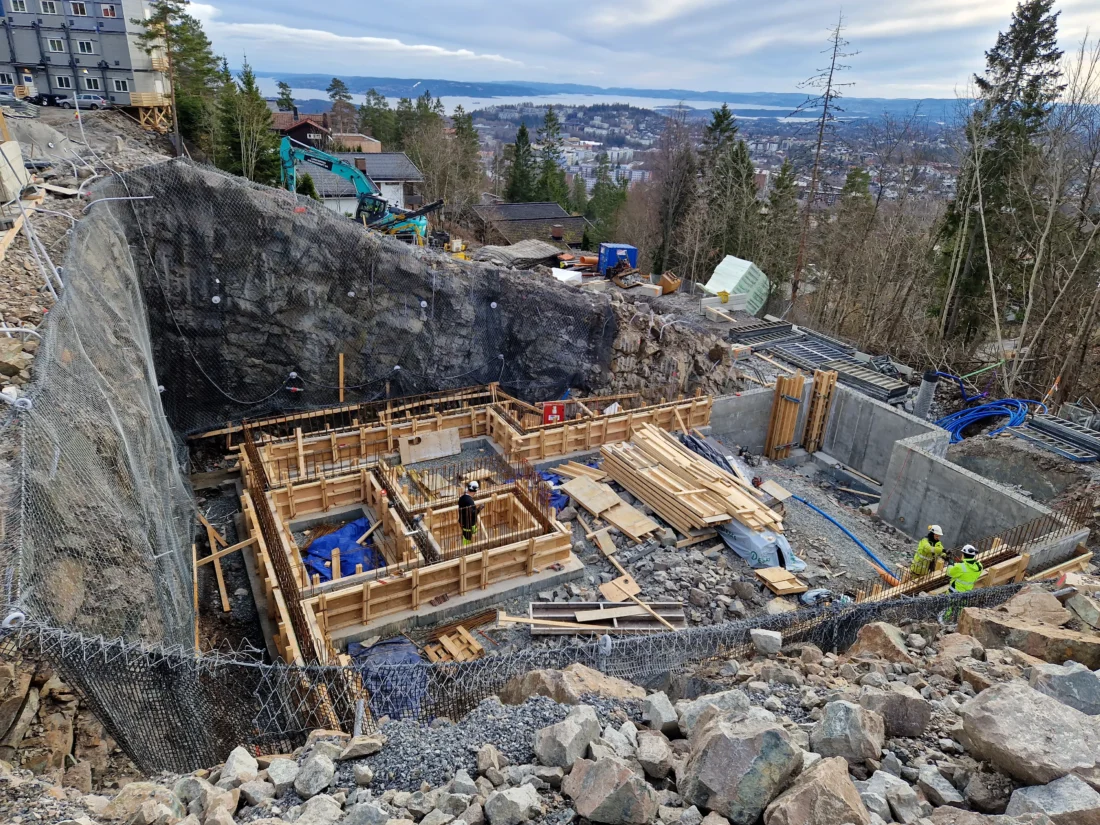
[354,194,390,225]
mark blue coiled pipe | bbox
[790,494,894,578]
[934,399,1046,443]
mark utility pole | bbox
[790,15,856,307]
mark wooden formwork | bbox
[801,370,838,454]
[241,491,305,665]
[765,373,806,460]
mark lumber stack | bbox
[601,424,784,535]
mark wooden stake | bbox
[600,545,676,631]
[338,353,345,403]
[356,521,382,545]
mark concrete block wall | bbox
[822,386,942,483]
[709,388,775,453]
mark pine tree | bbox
[505,123,536,202]
[358,89,395,147]
[651,111,697,274]
[706,138,759,265]
[585,153,627,247]
[326,77,352,103]
[569,173,588,215]
[275,80,294,111]
[759,159,799,296]
[535,106,569,208]
[218,60,280,184]
[702,103,737,170]
[296,171,320,200]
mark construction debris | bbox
[423,625,484,662]
[520,601,687,634]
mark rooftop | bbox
[299,153,424,198]
[492,215,588,247]
[473,202,573,223]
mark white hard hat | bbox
[961,544,978,558]
[929,525,943,536]
[467,480,479,492]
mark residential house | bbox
[332,133,381,152]
[296,151,424,215]
[470,201,589,249]
[271,109,331,150]
[0,0,169,105]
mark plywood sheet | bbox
[603,502,659,542]
[399,428,461,464]
[755,566,808,595]
[561,476,622,516]
[599,574,640,602]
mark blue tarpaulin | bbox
[302,517,384,583]
[347,637,428,720]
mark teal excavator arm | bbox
[279,136,391,225]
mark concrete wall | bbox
[822,386,942,483]
[709,387,775,453]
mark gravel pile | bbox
[334,694,640,792]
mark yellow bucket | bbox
[717,291,730,304]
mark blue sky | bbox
[189,1,1096,98]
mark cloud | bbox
[189,4,522,66]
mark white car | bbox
[59,94,110,110]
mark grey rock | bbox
[1029,662,1100,716]
[477,744,509,774]
[294,753,336,800]
[219,746,259,789]
[342,802,391,825]
[918,766,966,808]
[353,763,374,787]
[484,785,544,825]
[1005,774,1100,824]
[642,692,679,736]
[679,806,703,825]
[421,810,455,825]
[339,734,387,760]
[436,793,473,816]
[675,689,751,738]
[636,731,674,779]
[239,779,276,806]
[266,758,299,798]
[964,772,1012,815]
[750,628,782,656]
[860,792,890,821]
[172,776,217,818]
[562,756,659,825]
[294,794,344,825]
[859,683,933,738]
[533,704,602,769]
[810,701,885,764]
[602,724,636,758]
[451,769,479,796]
[407,790,439,817]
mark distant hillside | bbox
[258,71,964,121]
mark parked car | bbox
[59,94,110,110]
[27,93,66,107]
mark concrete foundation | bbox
[709,388,775,453]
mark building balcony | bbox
[150,56,168,73]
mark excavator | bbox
[278,137,443,245]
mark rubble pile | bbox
[4,584,1100,825]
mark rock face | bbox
[680,711,802,824]
[675,689,751,738]
[847,622,917,666]
[562,756,659,824]
[810,701,884,764]
[1029,662,1100,716]
[500,664,644,705]
[764,756,871,825]
[959,681,1100,787]
[858,682,932,738]
[1005,774,1100,825]
[958,609,1100,669]
[533,705,602,769]
[484,785,544,825]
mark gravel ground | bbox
[330,694,639,793]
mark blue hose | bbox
[934,399,1046,443]
[791,494,894,578]
[934,371,988,403]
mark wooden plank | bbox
[561,475,621,516]
[1027,550,1094,581]
[203,521,232,613]
[755,565,808,595]
[592,529,617,556]
[600,574,640,601]
[338,353,345,403]
[603,502,659,542]
[575,605,648,622]
[356,521,381,545]
[759,480,792,502]
[398,427,461,464]
[198,512,228,547]
[195,536,257,566]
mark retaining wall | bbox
[709,388,775,453]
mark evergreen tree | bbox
[705,137,759,264]
[393,97,417,149]
[569,173,588,215]
[702,103,738,170]
[326,77,352,103]
[759,159,799,296]
[535,106,569,207]
[840,167,872,204]
[585,153,627,247]
[358,89,395,147]
[275,80,294,111]
[505,123,536,202]
[218,59,280,184]
[296,171,320,200]
[937,0,1064,340]
[651,112,697,275]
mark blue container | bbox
[598,243,638,275]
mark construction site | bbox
[0,109,1098,825]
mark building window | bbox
[78,40,94,54]
[70,1,87,14]
[83,76,100,90]
[0,73,13,86]
[41,0,57,12]
[55,75,72,88]
[48,38,65,52]
[112,78,127,92]
[10,0,28,11]
[100,3,115,16]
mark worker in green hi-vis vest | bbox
[947,545,984,593]
[909,525,945,576]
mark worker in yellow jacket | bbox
[947,545,984,593]
[910,525,944,576]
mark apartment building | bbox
[0,0,167,105]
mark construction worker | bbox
[947,545,984,593]
[910,525,945,576]
[458,481,483,545]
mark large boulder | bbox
[1000,585,1072,626]
[265,758,299,797]
[858,682,932,738]
[1029,661,1100,716]
[959,681,1100,788]
[1068,593,1100,629]
[930,810,1057,825]
[99,783,183,822]
[533,704,602,769]
[500,663,644,705]
[855,770,922,824]
[294,753,335,799]
[562,756,659,825]
[847,622,916,666]
[764,756,871,825]
[636,731,674,779]
[642,691,679,735]
[750,629,783,656]
[958,609,1100,669]
[675,689,751,738]
[919,766,966,807]
[679,710,803,824]
[484,785,544,825]
[218,746,259,789]
[931,634,986,678]
[1005,774,1100,825]
[809,701,884,764]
